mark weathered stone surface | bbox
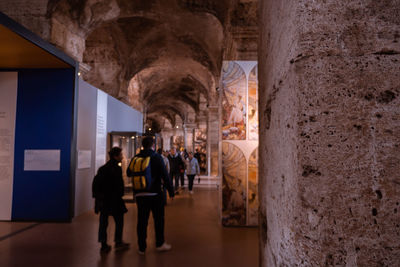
[0,0,51,38]
[259,0,400,266]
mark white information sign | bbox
[77,150,91,169]
[24,150,61,171]
[95,90,108,172]
[0,72,18,220]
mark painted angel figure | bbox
[227,90,245,126]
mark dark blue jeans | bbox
[171,172,183,190]
[136,194,165,252]
[187,174,195,191]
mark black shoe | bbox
[100,244,111,253]
[115,241,130,250]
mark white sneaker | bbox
[156,242,172,252]
[189,191,194,195]
[137,249,145,255]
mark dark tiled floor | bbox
[0,189,258,267]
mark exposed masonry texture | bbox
[0,0,258,131]
[259,0,400,266]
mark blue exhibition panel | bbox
[12,69,75,221]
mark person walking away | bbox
[185,152,200,194]
[92,147,130,253]
[194,148,200,162]
[179,148,188,187]
[168,147,185,193]
[127,137,174,255]
[157,148,170,204]
[157,148,170,174]
[181,148,189,160]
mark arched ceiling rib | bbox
[82,10,223,114]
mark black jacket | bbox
[92,159,127,214]
[168,153,185,174]
[129,149,174,197]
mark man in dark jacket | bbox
[128,136,174,255]
[168,147,185,193]
[92,147,129,253]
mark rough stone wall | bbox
[259,0,300,265]
[0,0,51,39]
[259,0,400,266]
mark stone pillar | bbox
[161,129,173,151]
[160,122,175,151]
[207,106,219,177]
[183,123,195,152]
[259,0,400,266]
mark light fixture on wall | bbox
[149,127,152,131]
[176,126,179,128]
[131,136,135,139]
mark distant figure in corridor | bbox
[157,148,170,203]
[128,136,175,254]
[194,148,201,162]
[185,152,200,194]
[168,147,185,193]
[157,148,170,174]
[92,147,130,253]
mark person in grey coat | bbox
[185,152,200,194]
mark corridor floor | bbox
[0,189,258,267]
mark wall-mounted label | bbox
[95,90,108,172]
[77,150,91,169]
[24,150,60,171]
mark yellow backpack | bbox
[127,156,153,192]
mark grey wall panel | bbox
[75,79,97,216]
[74,83,143,217]
[107,95,143,133]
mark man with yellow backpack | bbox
[127,136,174,255]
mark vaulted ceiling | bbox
[0,0,258,132]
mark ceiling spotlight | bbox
[131,136,135,139]
[176,126,179,128]
[149,128,152,131]
[78,72,81,76]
